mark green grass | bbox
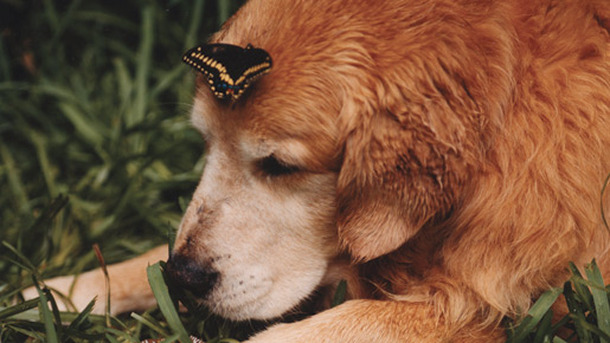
[0,0,249,341]
[505,260,610,343]
[1,1,610,342]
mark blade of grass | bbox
[105,327,141,342]
[162,333,181,342]
[569,262,594,310]
[93,243,111,327]
[33,83,84,106]
[0,141,29,211]
[4,323,45,340]
[58,102,105,146]
[549,315,571,339]
[5,307,108,326]
[184,0,206,49]
[147,262,191,343]
[573,317,610,341]
[72,10,140,32]
[44,284,65,339]
[506,287,562,343]
[563,281,593,343]
[26,128,58,197]
[132,4,154,127]
[331,280,347,308]
[34,277,59,343]
[602,173,609,231]
[113,57,133,109]
[532,309,554,343]
[41,0,60,32]
[218,339,240,343]
[0,298,40,320]
[3,241,38,273]
[49,0,82,46]
[131,312,171,337]
[66,298,96,331]
[217,0,231,24]
[585,260,610,342]
[168,224,177,254]
[151,65,186,99]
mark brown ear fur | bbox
[334,16,514,261]
[336,91,473,261]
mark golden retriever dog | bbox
[31,0,610,341]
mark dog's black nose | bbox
[165,254,219,299]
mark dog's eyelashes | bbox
[257,155,300,177]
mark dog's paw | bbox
[21,272,106,314]
[244,300,391,343]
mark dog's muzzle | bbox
[165,254,219,299]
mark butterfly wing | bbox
[182,44,239,99]
[231,46,272,100]
[182,43,272,101]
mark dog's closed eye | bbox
[257,154,300,177]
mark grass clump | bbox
[0,0,248,341]
[506,260,610,343]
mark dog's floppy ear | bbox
[336,79,476,261]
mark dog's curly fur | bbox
[217,0,610,326]
[32,0,610,341]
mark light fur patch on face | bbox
[174,121,339,320]
[190,96,217,138]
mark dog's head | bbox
[166,68,342,319]
[166,0,508,321]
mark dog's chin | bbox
[204,288,330,323]
[203,297,288,321]
[203,289,313,321]
[201,268,328,321]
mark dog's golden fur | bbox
[32,0,610,341]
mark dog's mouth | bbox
[164,253,328,321]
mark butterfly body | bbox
[182,43,272,101]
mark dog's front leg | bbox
[22,245,168,315]
[246,299,503,343]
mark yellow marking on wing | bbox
[234,62,271,85]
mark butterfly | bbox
[182,43,272,101]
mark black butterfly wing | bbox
[231,46,273,100]
[182,44,238,99]
[182,43,272,101]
